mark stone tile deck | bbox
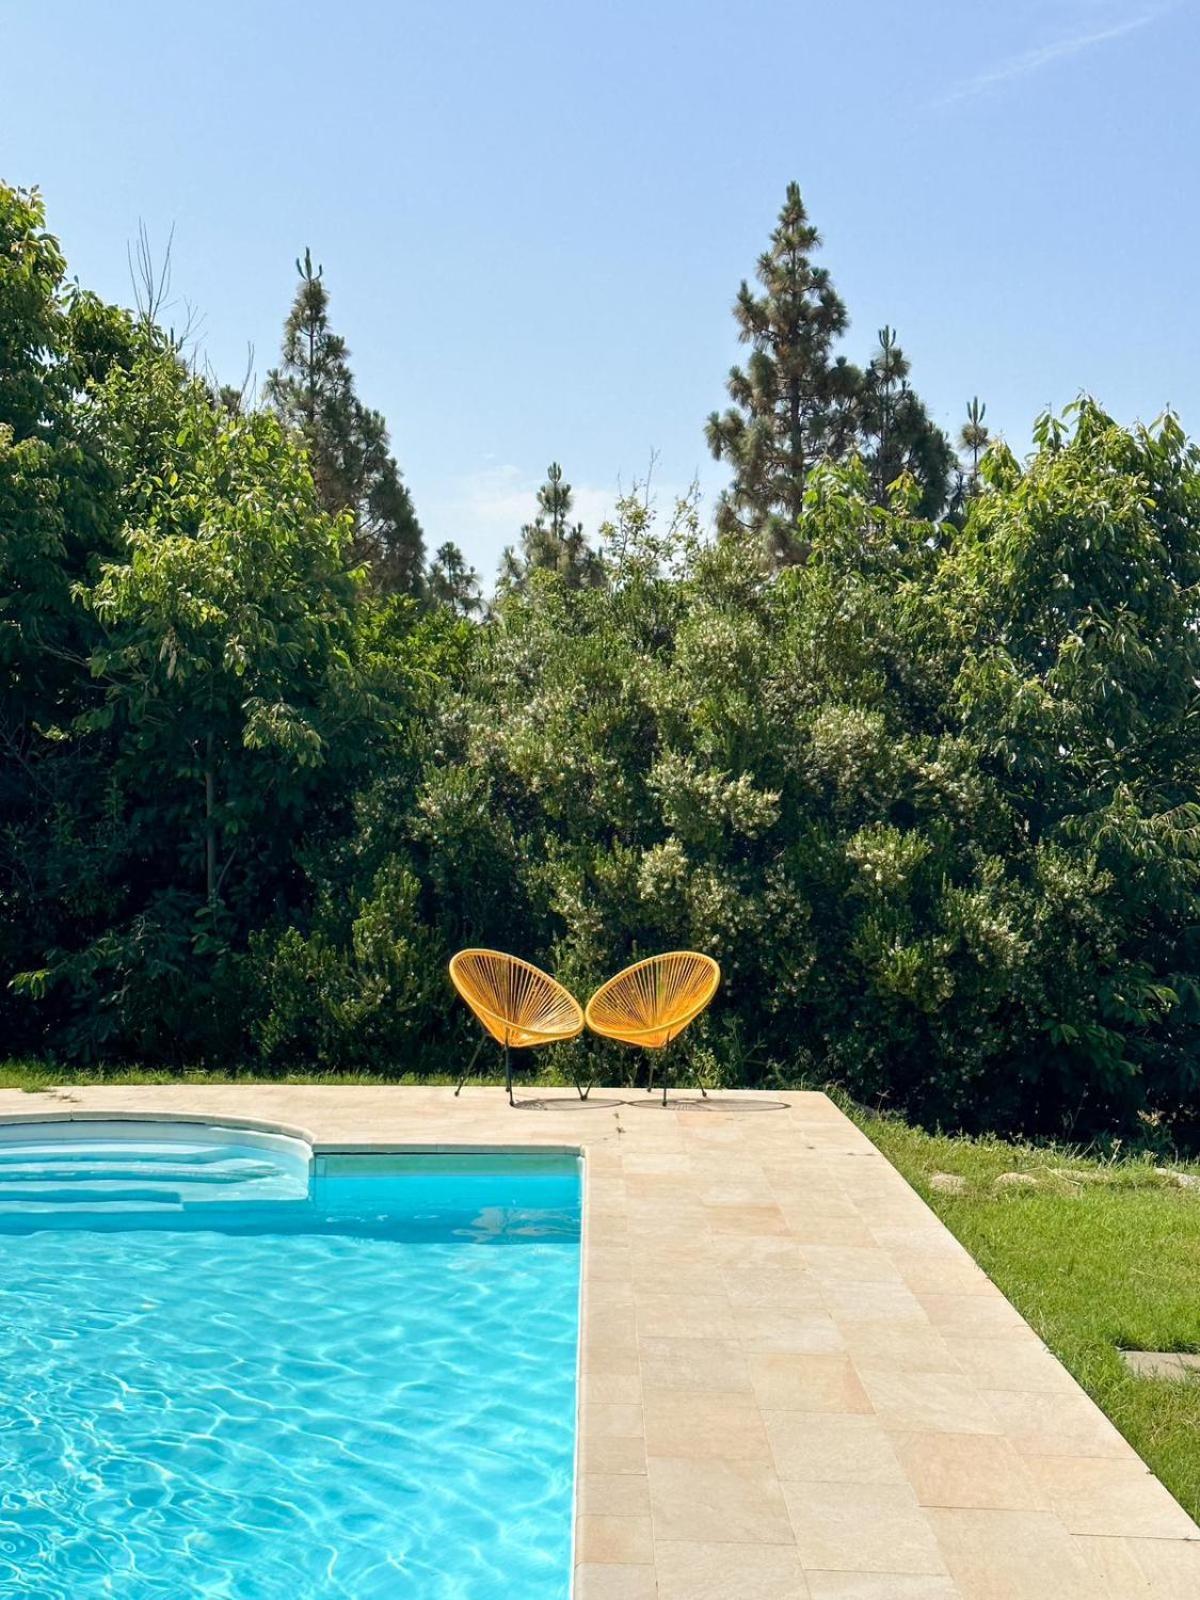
[1,1083,1196,1598]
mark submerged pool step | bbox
[0,1139,312,1217]
[0,1157,295,1186]
[0,1153,303,1186]
[0,1142,251,1168]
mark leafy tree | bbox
[0,185,132,724]
[0,188,452,1066]
[11,341,382,1059]
[0,183,137,1055]
[707,183,950,560]
[499,462,604,591]
[265,248,424,593]
[427,541,481,616]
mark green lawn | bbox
[0,1060,465,1090]
[857,1109,1200,1523]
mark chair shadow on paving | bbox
[594,1093,792,1113]
[510,1094,629,1111]
[511,1092,790,1112]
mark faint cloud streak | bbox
[938,7,1168,106]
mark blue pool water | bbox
[0,1126,581,1599]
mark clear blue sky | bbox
[2,1,1195,579]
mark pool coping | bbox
[0,1084,1196,1600]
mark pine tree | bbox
[706,183,858,564]
[427,541,482,616]
[959,396,990,480]
[858,327,954,519]
[499,462,605,591]
[946,397,992,526]
[265,248,424,593]
[707,184,952,561]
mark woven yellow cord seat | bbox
[449,949,585,1104]
[585,951,720,1103]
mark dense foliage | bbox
[5,182,1200,1146]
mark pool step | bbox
[0,1139,311,1217]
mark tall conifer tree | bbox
[945,397,992,526]
[959,396,990,480]
[427,541,482,616]
[708,184,952,560]
[266,249,424,593]
[706,184,858,563]
[858,326,954,519]
[499,462,604,591]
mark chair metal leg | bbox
[573,1061,592,1100]
[505,1044,513,1106]
[454,1035,485,1097]
[646,1056,655,1095]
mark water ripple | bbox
[0,1198,579,1598]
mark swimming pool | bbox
[0,1121,581,1599]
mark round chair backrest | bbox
[449,949,584,1048]
[585,951,720,1049]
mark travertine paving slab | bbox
[2,1083,1197,1597]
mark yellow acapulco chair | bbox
[585,951,721,1104]
[449,949,586,1105]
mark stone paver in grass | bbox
[1120,1349,1200,1381]
[2,1082,1198,1600]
